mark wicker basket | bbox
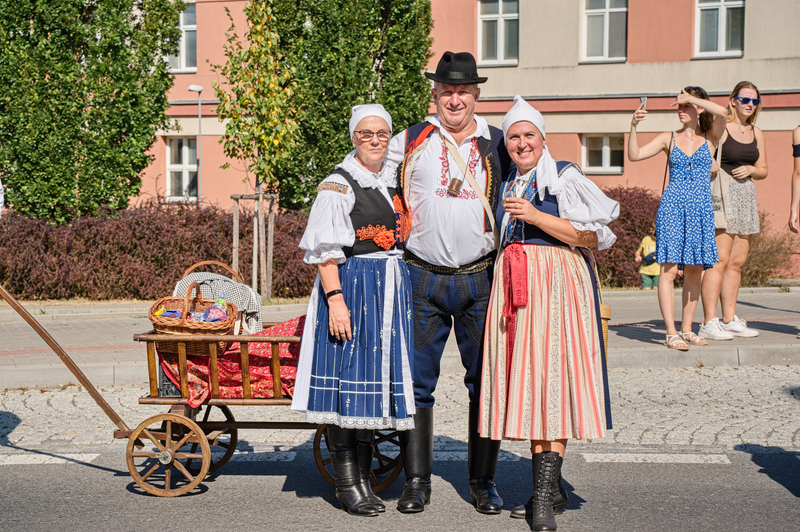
[149,281,238,356]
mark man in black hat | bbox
[385,51,512,515]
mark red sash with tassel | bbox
[501,243,528,390]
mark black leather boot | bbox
[397,406,433,513]
[356,429,385,512]
[511,453,568,518]
[531,451,559,531]
[467,403,503,514]
[327,425,378,517]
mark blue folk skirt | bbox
[303,256,415,430]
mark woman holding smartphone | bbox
[628,87,727,350]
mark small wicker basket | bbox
[149,281,237,356]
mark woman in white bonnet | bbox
[292,104,415,517]
[478,96,619,530]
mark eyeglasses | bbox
[733,96,761,106]
[353,130,391,142]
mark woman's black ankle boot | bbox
[532,451,559,531]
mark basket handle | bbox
[182,260,244,284]
[178,282,204,327]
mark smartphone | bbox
[639,96,647,110]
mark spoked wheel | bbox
[188,405,238,475]
[126,413,210,497]
[312,425,404,493]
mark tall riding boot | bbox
[531,451,559,531]
[355,429,385,512]
[327,425,378,517]
[511,453,569,518]
[397,406,433,513]
[467,403,503,514]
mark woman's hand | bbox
[631,104,647,127]
[327,294,352,341]
[731,165,754,179]
[674,89,692,106]
[504,197,541,225]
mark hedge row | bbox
[1,189,794,301]
[0,200,315,300]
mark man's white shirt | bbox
[386,115,496,269]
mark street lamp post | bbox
[188,85,203,206]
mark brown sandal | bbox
[680,332,708,346]
[665,334,689,351]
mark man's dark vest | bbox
[396,121,513,235]
[332,168,399,258]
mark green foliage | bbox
[210,1,300,188]
[0,0,183,224]
[272,0,433,209]
[740,212,799,287]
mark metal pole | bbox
[197,90,203,206]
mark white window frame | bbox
[581,134,624,174]
[694,0,745,59]
[165,136,198,201]
[167,2,197,73]
[582,0,628,63]
[477,0,519,66]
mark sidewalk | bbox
[1,289,798,389]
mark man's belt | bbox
[404,250,495,275]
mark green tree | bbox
[210,0,300,191]
[272,0,433,209]
[0,0,183,223]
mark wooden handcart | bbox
[0,284,404,498]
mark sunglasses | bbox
[733,96,761,106]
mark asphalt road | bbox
[0,443,797,532]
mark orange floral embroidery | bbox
[373,230,396,250]
[393,195,411,241]
[356,224,386,241]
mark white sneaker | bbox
[698,318,734,340]
[720,315,759,338]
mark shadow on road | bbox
[0,410,20,445]
[609,321,665,346]
[734,444,800,498]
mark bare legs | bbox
[531,439,568,457]
[701,232,750,323]
[659,263,704,335]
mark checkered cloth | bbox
[173,273,263,333]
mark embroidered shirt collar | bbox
[429,115,490,146]
[336,151,393,190]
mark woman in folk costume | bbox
[478,96,618,531]
[292,104,415,517]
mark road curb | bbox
[2,344,799,390]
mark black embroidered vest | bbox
[332,168,399,258]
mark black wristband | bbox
[325,289,343,300]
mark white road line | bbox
[581,453,730,464]
[0,453,99,465]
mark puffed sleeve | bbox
[383,130,407,179]
[555,168,620,250]
[299,174,356,264]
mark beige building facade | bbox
[429,0,800,230]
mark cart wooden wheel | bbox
[126,413,211,497]
[188,404,238,475]
[312,425,404,493]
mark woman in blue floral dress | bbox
[627,88,727,350]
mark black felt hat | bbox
[425,51,488,85]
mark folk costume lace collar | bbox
[336,151,395,192]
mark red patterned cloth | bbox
[159,316,305,407]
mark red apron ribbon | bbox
[502,243,528,388]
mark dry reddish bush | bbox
[595,186,662,287]
[740,213,798,286]
[0,201,315,300]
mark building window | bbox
[583,0,627,62]
[167,4,197,72]
[582,135,624,174]
[695,0,744,57]
[478,0,519,65]
[166,137,198,200]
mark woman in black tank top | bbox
[790,126,800,233]
[700,81,768,341]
